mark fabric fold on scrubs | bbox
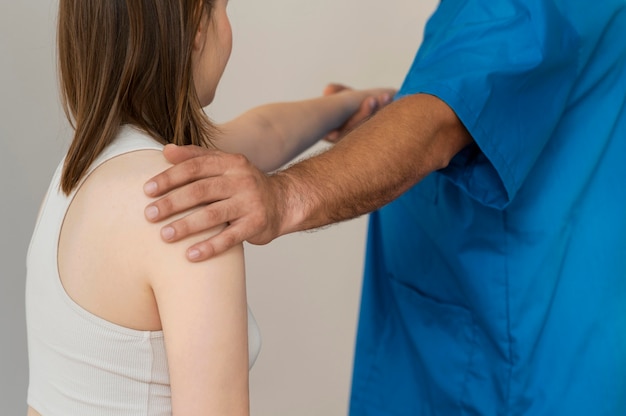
[350,0,626,415]
[397,0,579,209]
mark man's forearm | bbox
[141,93,472,261]
[272,93,473,236]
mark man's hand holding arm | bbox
[144,93,472,261]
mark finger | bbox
[324,131,340,143]
[161,144,209,164]
[145,175,232,222]
[185,225,248,262]
[144,150,225,197]
[158,199,235,243]
[342,97,378,131]
[377,92,394,107]
[324,97,378,143]
[323,83,348,96]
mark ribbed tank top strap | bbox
[86,126,164,177]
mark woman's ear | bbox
[193,7,210,51]
[193,26,206,52]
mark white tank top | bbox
[26,126,261,415]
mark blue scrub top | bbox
[351,1,626,415]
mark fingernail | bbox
[368,97,377,111]
[187,248,201,260]
[144,181,158,195]
[161,226,175,240]
[145,205,159,220]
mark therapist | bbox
[144,1,626,414]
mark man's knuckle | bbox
[231,153,249,168]
[222,231,238,247]
[239,173,257,189]
[201,206,219,223]
[188,158,206,177]
[159,197,174,212]
[189,181,208,201]
[249,211,267,229]
[156,175,171,190]
[174,219,190,235]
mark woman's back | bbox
[26,127,260,415]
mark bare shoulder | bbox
[85,148,171,199]
[75,148,170,243]
[59,143,245,334]
[81,148,240,272]
[58,149,175,330]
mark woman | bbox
[26,0,393,414]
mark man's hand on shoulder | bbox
[143,144,285,262]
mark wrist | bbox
[269,169,315,236]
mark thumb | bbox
[323,83,348,96]
[162,144,208,164]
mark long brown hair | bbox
[58,0,217,194]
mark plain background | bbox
[0,1,437,414]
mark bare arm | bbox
[150,239,249,415]
[272,93,472,234]
[143,157,250,414]
[215,88,394,172]
[144,93,472,260]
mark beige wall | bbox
[0,1,437,414]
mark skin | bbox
[30,1,393,414]
[321,83,388,143]
[143,92,473,262]
[30,1,250,415]
[210,87,395,173]
[56,150,250,415]
[193,0,232,106]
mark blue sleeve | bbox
[399,0,580,209]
